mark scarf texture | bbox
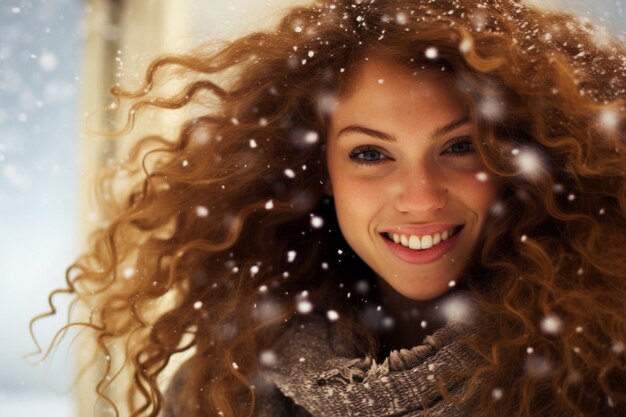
[164,316,480,416]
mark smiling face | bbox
[326,58,499,300]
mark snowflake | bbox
[195,206,209,217]
[540,315,562,335]
[475,171,489,182]
[303,131,319,144]
[396,12,407,25]
[310,216,324,228]
[296,300,313,314]
[599,108,619,131]
[515,148,544,178]
[491,388,503,400]
[459,38,474,53]
[326,310,339,321]
[424,47,439,59]
[259,350,277,366]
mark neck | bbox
[375,278,453,359]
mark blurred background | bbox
[0,0,623,416]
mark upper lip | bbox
[381,224,462,236]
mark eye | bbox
[348,146,388,165]
[443,137,475,157]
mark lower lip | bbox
[381,229,462,265]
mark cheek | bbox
[462,179,499,217]
[333,178,381,213]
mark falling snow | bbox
[310,216,324,228]
[459,38,474,53]
[424,47,439,59]
[38,51,58,71]
[441,294,473,323]
[525,355,552,378]
[122,267,135,279]
[491,388,503,400]
[475,172,489,182]
[303,131,319,144]
[259,350,277,367]
[5,0,625,410]
[599,108,619,131]
[478,96,504,121]
[195,206,209,217]
[515,148,544,178]
[326,310,339,321]
[540,315,563,335]
[296,299,313,314]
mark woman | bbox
[33,0,625,416]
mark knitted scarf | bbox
[164,316,480,416]
[256,317,480,416]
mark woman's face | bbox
[326,58,499,300]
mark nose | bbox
[394,166,448,216]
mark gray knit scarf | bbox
[256,317,479,416]
[164,317,480,417]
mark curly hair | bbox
[32,0,625,416]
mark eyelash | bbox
[443,136,475,158]
[348,146,388,166]
[348,137,475,166]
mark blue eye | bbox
[349,146,388,165]
[444,137,475,156]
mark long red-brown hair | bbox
[32,0,625,416]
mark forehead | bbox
[330,58,467,129]
[346,57,445,90]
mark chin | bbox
[399,288,451,301]
[385,278,453,301]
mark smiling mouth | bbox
[383,226,464,251]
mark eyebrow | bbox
[336,116,470,142]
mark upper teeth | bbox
[388,227,457,250]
